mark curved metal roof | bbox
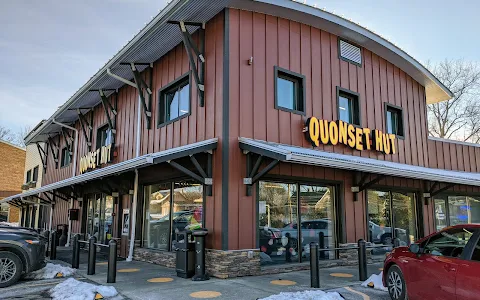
[25,0,452,145]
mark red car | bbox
[383,224,480,300]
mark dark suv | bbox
[0,226,47,287]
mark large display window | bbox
[142,180,203,251]
[434,195,480,231]
[367,190,417,247]
[258,181,336,265]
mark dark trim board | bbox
[273,66,306,116]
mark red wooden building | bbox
[3,0,480,277]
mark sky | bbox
[0,0,478,133]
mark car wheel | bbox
[387,264,407,300]
[0,251,23,288]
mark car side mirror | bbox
[409,243,421,254]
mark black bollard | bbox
[87,236,96,275]
[44,230,50,257]
[72,234,80,269]
[50,231,57,260]
[192,229,209,281]
[309,242,320,288]
[107,239,117,283]
[318,232,325,260]
[358,239,367,281]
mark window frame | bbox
[274,66,306,115]
[336,87,361,126]
[32,166,39,183]
[384,102,405,139]
[96,123,113,149]
[157,72,192,128]
[26,169,32,183]
[338,38,363,67]
[60,146,71,168]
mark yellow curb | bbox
[97,262,108,265]
[147,277,174,283]
[118,268,140,273]
[189,291,222,298]
[344,287,370,300]
[270,279,297,286]
[330,273,354,278]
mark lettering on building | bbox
[79,144,113,174]
[305,117,396,154]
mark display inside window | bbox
[159,76,190,126]
[275,67,305,114]
[434,195,480,230]
[143,180,203,251]
[258,181,335,265]
[97,125,113,148]
[386,104,404,137]
[60,147,71,167]
[338,90,360,125]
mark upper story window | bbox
[385,103,404,137]
[97,124,113,148]
[337,87,360,126]
[274,66,306,115]
[61,146,71,167]
[338,39,362,66]
[26,170,31,183]
[158,74,190,127]
[32,166,39,183]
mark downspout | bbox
[127,95,142,262]
[52,120,78,247]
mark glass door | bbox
[85,194,111,245]
[391,192,417,246]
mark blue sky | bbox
[0,0,478,133]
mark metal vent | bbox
[339,40,362,65]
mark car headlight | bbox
[25,240,40,245]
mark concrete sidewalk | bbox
[60,254,384,300]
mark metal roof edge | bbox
[0,140,26,151]
[428,136,480,148]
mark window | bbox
[434,195,480,231]
[423,227,474,258]
[274,66,306,114]
[32,166,39,183]
[338,39,362,66]
[158,74,190,126]
[26,170,32,183]
[337,88,360,125]
[143,180,203,251]
[60,146,71,167]
[97,125,113,148]
[385,103,404,137]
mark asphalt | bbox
[4,248,390,300]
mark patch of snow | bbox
[50,278,118,300]
[361,272,388,291]
[0,221,19,227]
[24,263,76,280]
[260,290,344,300]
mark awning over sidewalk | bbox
[1,138,217,205]
[239,137,480,187]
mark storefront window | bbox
[367,190,416,247]
[85,194,112,244]
[143,180,204,251]
[434,195,480,230]
[258,181,336,265]
[434,198,447,231]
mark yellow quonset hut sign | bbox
[79,144,113,174]
[305,117,396,154]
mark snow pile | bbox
[260,290,344,300]
[0,222,19,227]
[50,278,118,300]
[24,263,76,280]
[361,272,388,291]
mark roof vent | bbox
[339,40,362,65]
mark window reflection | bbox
[435,195,480,230]
[144,183,171,250]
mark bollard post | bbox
[318,232,325,260]
[44,230,50,257]
[309,242,320,288]
[358,239,367,281]
[50,231,57,260]
[87,236,96,275]
[192,229,209,281]
[72,234,80,269]
[107,239,117,283]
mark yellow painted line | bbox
[189,291,222,298]
[330,273,354,278]
[344,286,370,300]
[270,279,296,286]
[97,262,108,265]
[118,268,140,273]
[147,277,174,283]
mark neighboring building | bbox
[3,0,480,278]
[0,140,26,223]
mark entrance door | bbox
[84,194,113,245]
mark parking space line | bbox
[344,286,370,300]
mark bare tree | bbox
[427,59,480,142]
[0,126,14,143]
[12,125,32,148]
